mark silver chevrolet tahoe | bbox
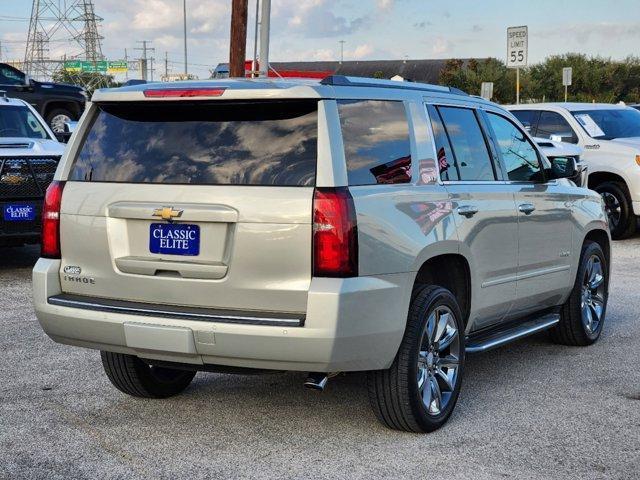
[33,76,611,433]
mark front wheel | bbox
[101,351,196,398]
[594,181,636,240]
[367,285,465,433]
[551,241,609,346]
[46,107,76,134]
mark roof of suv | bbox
[92,75,488,105]
[507,102,631,112]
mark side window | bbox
[536,111,578,144]
[338,100,411,186]
[438,106,495,181]
[487,113,542,182]
[426,104,459,181]
[0,66,24,85]
[511,110,539,135]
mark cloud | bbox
[274,0,370,38]
[432,37,451,55]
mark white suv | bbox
[509,103,640,239]
[33,77,610,433]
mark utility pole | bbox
[165,51,169,80]
[149,56,155,81]
[135,40,154,81]
[124,48,129,80]
[339,40,346,64]
[229,0,248,77]
[183,0,188,75]
[258,0,271,77]
[251,0,260,77]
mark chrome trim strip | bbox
[481,264,570,288]
[466,315,560,353]
[48,296,303,327]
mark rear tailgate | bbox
[59,99,318,314]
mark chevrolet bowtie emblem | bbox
[152,206,183,221]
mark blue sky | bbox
[1,0,639,79]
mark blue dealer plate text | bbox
[149,223,200,256]
[3,204,35,222]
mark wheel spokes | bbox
[429,375,442,414]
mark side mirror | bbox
[23,74,32,87]
[550,156,577,179]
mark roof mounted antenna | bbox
[0,90,8,102]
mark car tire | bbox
[46,107,76,134]
[550,241,609,346]
[594,181,636,240]
[367,285,465,433]
[100,351,196,399]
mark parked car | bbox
[630,104,640,112]
[33,76,610,433]
[508,103,640,239]
[534,136,587,187]
[0,95,64,246]
[0,63,86,133]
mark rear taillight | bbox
[313,187,358,277]
[41,181,65,259]
[143,88,226,98]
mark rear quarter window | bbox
[69,100,318,186]
[338,100,412,186]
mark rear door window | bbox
[338,100,411,185]
[426,104,459,181]
[437,106,495,181]
[70,100,318,186]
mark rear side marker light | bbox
[143,88,226,98]
[313,187,358,278]
[41,180,65,259]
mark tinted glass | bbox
[0,105,49,139]
[70,101,318,186]
[570,108,640,140]
[438,107,495,181]
[338,100,411,185]
[427,104,459,181]
[487,113,541,182]
[0,66,24,85]
[537,111,577,143]
[511,110,539,133]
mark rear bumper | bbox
[33,258,413,372]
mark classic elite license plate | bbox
[149,223,200,256]
[3,204,35,222]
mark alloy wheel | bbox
[581,254,606,334]
[50,113,72,134]
[417,306,461,416]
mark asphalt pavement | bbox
[1,241,639,480]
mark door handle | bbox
[518,203,536,215]
[457,205,479,218]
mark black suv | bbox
[0,63,86,133]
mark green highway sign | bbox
[63,60,129,74]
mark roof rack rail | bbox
[320,75,468,96]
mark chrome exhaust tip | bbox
[303,372,329,391]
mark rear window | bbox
[70,100,318,186]
[338,100,411,186]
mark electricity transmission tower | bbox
[24,0,106,87]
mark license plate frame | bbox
[149,223,200,256]
[3,203,36,222]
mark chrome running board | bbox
[465,314,560,353]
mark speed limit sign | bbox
[507,26,528,68]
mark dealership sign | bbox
[507,26,528,68]
[63,60,128,74]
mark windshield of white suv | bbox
[571,108,640,140]
[0,105,49,139]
